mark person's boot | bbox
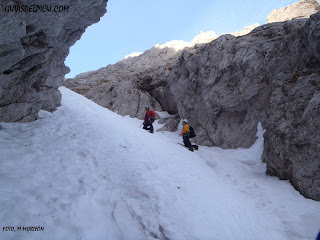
[194,145,199,150]
[189,147,194,152]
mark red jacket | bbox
[144,110,155,122]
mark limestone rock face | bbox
[263,13,320,200]
[266,0,320,23]
[0,0,107,122]
[169,13,320,200]
[66,40,188,119]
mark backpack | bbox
[189,126,196,138]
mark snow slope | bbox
[0,87,319,240]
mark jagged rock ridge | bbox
[267,0,320,23]
[0,0,108,122]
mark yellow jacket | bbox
[181,124,190,135]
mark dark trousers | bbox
[143,119,154,132]
[183,133,196,149]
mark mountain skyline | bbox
[65,0,301,78]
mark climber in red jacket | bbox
[143,106,155,133]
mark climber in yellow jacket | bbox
[181,120,199,152]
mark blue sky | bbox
[65,0,298,78]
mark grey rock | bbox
[0,0,108,122]
[66,40,186,119]
[171,13,320,200]
[267,0,320,23]
[157,114,180,132]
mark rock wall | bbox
[170,14,320,200]
[263,13,320,200]
[0,0,107,122]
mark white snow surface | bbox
[0,87,319,240]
